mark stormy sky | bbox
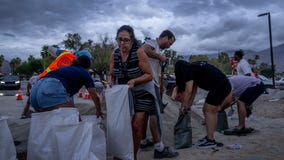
[1,0,284,61]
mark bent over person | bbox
[221,75,265,134]
[30,53,103,118]
[173,60,233,148]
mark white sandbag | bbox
[27,108,79,160]
[81,116,106,160]
[105,85,134,160]
[0,116,16,160]
[53,122,99,160]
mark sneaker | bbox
[197,136,207,144]
[140,139,154,149]
[198,138,217,149]
[154,146,179,159]
[246,115,254,121]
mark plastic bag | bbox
[53,115,106,160]
[27,108,106,160]
[216,110,229,132]
[0,116,16,160]
[81,116,106,160]
[174,112,192,149]
[105,85,134,160]
[27,108,80,160]
[53,122,97,160]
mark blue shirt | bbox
[45,66,94,96]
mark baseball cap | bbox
[47,46,62,57]
[75,50,93,60]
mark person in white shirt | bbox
[140,30,178,158]
[234,50,253,76]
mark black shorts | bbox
[239,82,265,106]
[132,90,155,113]
[205,79,232,106]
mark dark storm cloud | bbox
[2,33,16,38]
[198,17,248,39]
[0,0,284,61]
[0,0,116,36]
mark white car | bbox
[276,78,284,83]
[275,78,284,89]
[257,75,273,88]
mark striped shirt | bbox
[113,46,144,84]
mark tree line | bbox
[0,33,280,80]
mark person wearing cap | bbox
[74,50,93,60]
[30,52,103,117]
[37,46,76,80]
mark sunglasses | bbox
[116,37,131,44]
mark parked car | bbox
[275,77,284,89]
[276,77,284,83]
[0,75,21,90]
[257,75,273,88]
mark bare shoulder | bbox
[137,48,148,58]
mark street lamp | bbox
[258,12,275,88]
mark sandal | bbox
[224,126,255,135]
[232,127,246,133]
[233,127,254,134]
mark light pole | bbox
[258,12,275,88]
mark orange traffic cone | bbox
[78,89,83,98]
[85,90,90,99]
[17,88,23,100]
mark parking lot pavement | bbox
[0,95,27,118]
[1,88,284,159]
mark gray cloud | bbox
[0,0,284,61]
[2,33,16,38]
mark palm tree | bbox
[0,55,4,72]
[9,57,21,74]
[28,55,36,62]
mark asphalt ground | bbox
[1,81,284,160]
